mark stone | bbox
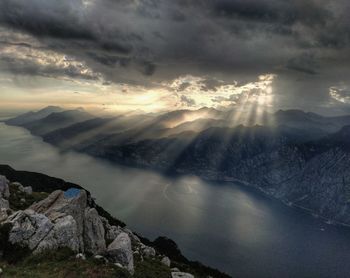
[6,210,54,250]
[13,182,33,195]
[5,208,81,254]
[141,245,156,258]
[94,254,108,263]
[161,256,171,267]
[76,253,86,260]
[0,267,3,275]
[114,263,123,268]
[83,207,106,254]
[171,272,195,278]
[35,215,80,253]
[30,188,87,251]
[0,176,10,199]
[0,198,9,210]
[107,232,134,274]
[23,186,33,195]
[123,228,141,244]
[100,216,122,243]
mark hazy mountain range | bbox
[5,106,350,226]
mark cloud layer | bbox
[1,0,350,113]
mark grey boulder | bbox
[84,208,106,254]
[161,256,171,267]
[30,188,87,251]
[106,232,134,274]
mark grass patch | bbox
[134,258,171,278]
[0,249,131,278]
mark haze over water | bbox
[1,122,350,277]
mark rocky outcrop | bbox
[0,183,149,275]
[0,173,203,277]
[100,216,121,243]
[6,210,54,250]
[35,215,80,253]
[84,207,106,254]
[106,232,134,273]
[30,188,87,251]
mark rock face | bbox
[6,210,54,250]
[84,208,106,254]
[106,232,134,273]
[35,215,80,253]
[100,216,122,243]
[30,188,87,251]
[0,175,10,199]
[2,188,108,256]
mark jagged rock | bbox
[141,244,156,258]
[0,176,10,199]
[171,272,195,278]
[100,216,122,242]
[35,215,80,253]
[123,228,141,244]
[84,208,106,254]
[106,232,134,274]
[76,253,86,260]
[161,256,171,267]
[5,207,81,254]
[30,188,87,251]
[6,210,53,250]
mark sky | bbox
[1,0,350,115]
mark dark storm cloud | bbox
[212,0,329,26]
[0,0,350,112]
[286,53,319,75]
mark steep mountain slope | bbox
[19,109,95,136]
[5,106,64,126]
[79,125,350,225]
[5,107,350,226]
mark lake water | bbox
[1,122,350,277]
